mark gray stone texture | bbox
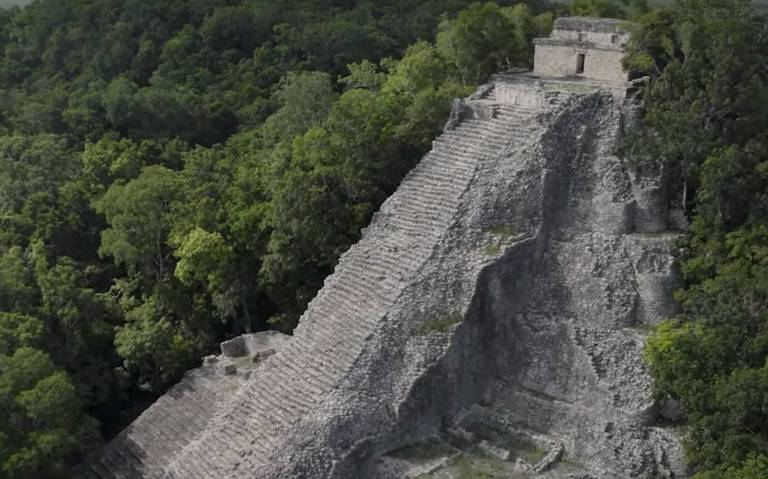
[534,17,631,83]
[74,74,684,478]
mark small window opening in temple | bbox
[611,34,619,44]
[578,32,587,42]
[576,53,585,74]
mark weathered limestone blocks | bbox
[631,176,669,233]
[425,86,682,478]
[533,17,631,83]
[626,235,681,326]
[589,156,635,235]
[593,192,635,235]
[220,330,290,358]
[220,336,248,358]
[444,99,497,130]
[73,367,247,479]
[495,77,569,109]
[533,442,565,474]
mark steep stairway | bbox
[76,368,245,479]
[158,94,543,478]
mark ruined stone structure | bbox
[76,17,685,479]
[534,17,631,83]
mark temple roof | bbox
[553,16,631,34]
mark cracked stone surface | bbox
[75,75,685,479]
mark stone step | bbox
[406,163,472,184]
[395,187,467,210]
[91,461,115,479]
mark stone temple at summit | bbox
[76,17,686,479]
[534,17,631,83]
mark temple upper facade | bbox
[533,17,631,83]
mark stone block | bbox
[203,355,218,366]
[593,195,634,235]
[222,364,237,375]
[533,442,564,474]
[258,348,276,359]
[220,336,247,358]
[636,273,680,325]
[241,331,291,356]
[513,458,531,473]
[632,182,669,233]
[446,426,475,443]
[465,100,496,120]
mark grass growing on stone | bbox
[554,458,588,474]
[483,225,524,256]
[488,225,519,237]
[416,312,463,335]
[470,425,547,465]
[454,455,495,479]
[389,440,456,463]
[449,453,526,479]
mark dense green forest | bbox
[0,1,31,8]
[626,0,768,477]
[0,0,560,476]
[0,0,767,477]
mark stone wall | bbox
[551,28,629,46]
[533,41,628,83]
[551,17,630,47]
[532,16,632,83]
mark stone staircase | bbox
[156,91,544,478]
[76,368,245,479]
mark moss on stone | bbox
[416,312,463,335]
[389,440,456,462]
[470,424,547,464]
[454,455,495,479]
[488,225,519,237]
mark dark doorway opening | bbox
[576,54,585,74]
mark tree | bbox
[570,0,648,18]
[0,247,37,313]
[260,71,338,146]
[436,2,523,85]
[0,135,75,216]
[0,347,99,479]
[94,165,184,284]
[0,312,43,354]
[635,1,768,476]
[114,297,195,392]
